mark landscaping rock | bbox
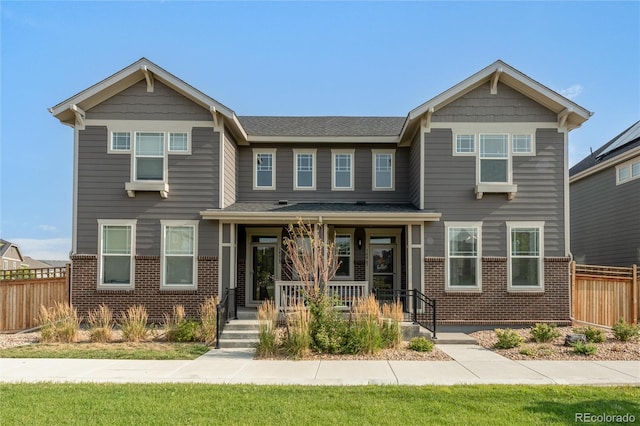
[564,333,587,347]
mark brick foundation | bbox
[71,254,218,323]
[424,256,571,326]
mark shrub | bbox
[348,295,383,355]
[612,318,640,342]
[163,305,200,342]
[308,293,347,354]
[408,336,434,352]
[519,346,534,356]
[37,302,80,343]
[530,323,561,343]
[87,304,114,343]
[120,305,149,342]
[283,300,311,358]
[572,341,597,356]
[199,296,219,346]
[494,328,524,349]
[380,300,403,349]
[256,300,279,358]
[572,326,605,344]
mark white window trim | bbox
[108,131,131,154]
[371,149,395,191]
[477,133,513,185]
[161,220,198,290]
[132,131,167,184]
[445,221,482,292]
[253,148,277,190]
[332,228,355,280]
[168,132,191,155]
[615,156,640,185]
[453,134,476,156]
[293,149,316,190]
[97,219,136,290]
[512,134,536,156]
[507,221,545,292]
[331,149,355,191]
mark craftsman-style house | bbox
[50,58,591,327]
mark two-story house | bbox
[51,58,591,327]
[570,120,640,267]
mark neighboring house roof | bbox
[0,239,23,260]
[22,257,53,269]
[570,120,640,180]
[201,202,441,223]
[50,58,592,145]
[239,116,406,137]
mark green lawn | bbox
[0,342,210,360]
[1,384,638,425]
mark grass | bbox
[0,384,638,425]
[0,342,210,360]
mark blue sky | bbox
[1,1,639,260]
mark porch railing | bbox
[373,288,437,339]
[215,287,237,349]
[275,281,369,310]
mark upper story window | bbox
[445,222,481,291]
[454,134,475,155]
[616,156,640,185]
[254,149,276,190]
[161,220,198,289]
[332,149,354,191]
[169,132,189,154]
[98,219,136,289]
[512,135,534,154]
[372,149,394,190]
[507,221,544,291]
[135,132,165,181]
[294,149,316,190]
[479,134,509,183]
[110,132,131,152]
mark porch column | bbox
[408,223,424,293]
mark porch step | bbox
[217,317,260,349]
[217,338,258,349]
[224,320,260,331]
[235,308,258,320]
[432,332,478,345]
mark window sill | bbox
[475,183,517,200]
[445,287,482,294]
[125,181,169,198]
[507,287,544,294]
[97,285,135,292]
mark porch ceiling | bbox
[200,202,441,224]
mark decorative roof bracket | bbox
[210,106,219,128]
[558,108,572,128]
[70,104,85,130]
[490,67,503,95]
[423,107,434,133]
[141,65,154,92]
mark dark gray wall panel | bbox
[409,132,421,207]
[432,82,557,123]
[571,169,640,266]
[424,128,565,257]
[86,80,212,121]
[236,144,411,203]
[76,126,219,255]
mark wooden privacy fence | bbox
[571,262,638,327]
[0,266,70,332]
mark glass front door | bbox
[250,238,277,302]
[371,245,395,294]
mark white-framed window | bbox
[372,149,394,190]
[454,134,475,155]
[110,132,131,153]
[507,221,544,291]
[168,132,190,154]
[2,260,8,270]
[616,156,640,185]
[253,149,276,190]
[332,149,354,190]
[445,222,482,291]
[333,228,355,279]
[134,132,165,181]
[293,149,316,190]
[98,219,136,289]
[512,134,534,155]
[161,220,198,289]
[479,134,510,183]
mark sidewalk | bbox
[1,345,638,385]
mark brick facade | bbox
[70,255,218,323]
[424,256,571,326]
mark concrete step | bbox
[223,320,260,331]
[432,332,478,345]
[220,330,260,340]
[235,309,258,320]
[217,338,258,349]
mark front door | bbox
[247,234,279,306]
[370,239,397,295]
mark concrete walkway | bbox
[1,345,638,385]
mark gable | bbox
[2,245,23,262]
[86,80,211,121]
[432,82,557,123]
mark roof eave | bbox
[200,210,442,224]
[570,144,640,183]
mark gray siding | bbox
[86,80,212,121]
[223,132,237,207]
[571,169,640,266]
[424,128,565,257]
[236,144,411,203]
[432,82,557,123]
[76,126,219,256]
[408,131,421,208]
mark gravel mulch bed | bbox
[470,326,640,361]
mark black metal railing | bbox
[373,288,437,339]
[215,287,238,349]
